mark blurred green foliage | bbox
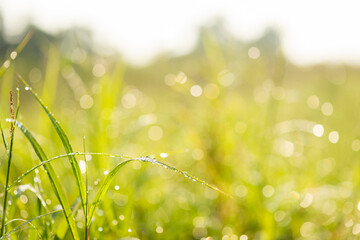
[1,21,360,239]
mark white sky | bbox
[0,0,360,66]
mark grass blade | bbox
[0,92,16,237]
[5,149,229,234]
[7,152,130,190]
[13,120,80,240]
[3,219,39,239]
[17,73,87,214]
[83,137,89,240]
[0,30,34,79]
[87,156,232,227]
[55,197,82,239]
[0,210,63,240]
[0,121,8,151]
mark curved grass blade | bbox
[87,156,232,227]
[17,73,86,213]
[0,210,63,240]
[3,219,39,239]
[14,120,79,240]
[5,149,230,229]
[8,152,131,190]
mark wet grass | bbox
[1,28,360,239]
[0,32,229,239]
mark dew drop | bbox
[3,60,10,69]
[10,51,17,60]
[240,235,248,240]
[156,226,163,233]
[313,124,324,137]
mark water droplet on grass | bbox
[240,235,248,240]
[3,60,10,69]
[156,226,163,233]
[79,160,86,174]
[10,51,17,60]
[313,124,324,137]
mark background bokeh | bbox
[0,6,360,240]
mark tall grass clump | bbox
[0,31,229,239]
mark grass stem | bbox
[0,91,16,237]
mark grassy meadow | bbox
[1,24,360,239]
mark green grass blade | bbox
[87,159,132,226]
[56,197,82,239]
[87,156,232,227]
[0,210,63,240]
[8,152,131,190]
[14,120,80,240]
[3,148,229,232]
[7,154,71,191]
[0,127,14,237]
[83,137,89,240]
[0,121,8,151]
[16,73,87,213]
[3,219,40,239]
[0,92,16,237]
[0,30,34,79]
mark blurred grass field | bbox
[1,23,360,239]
